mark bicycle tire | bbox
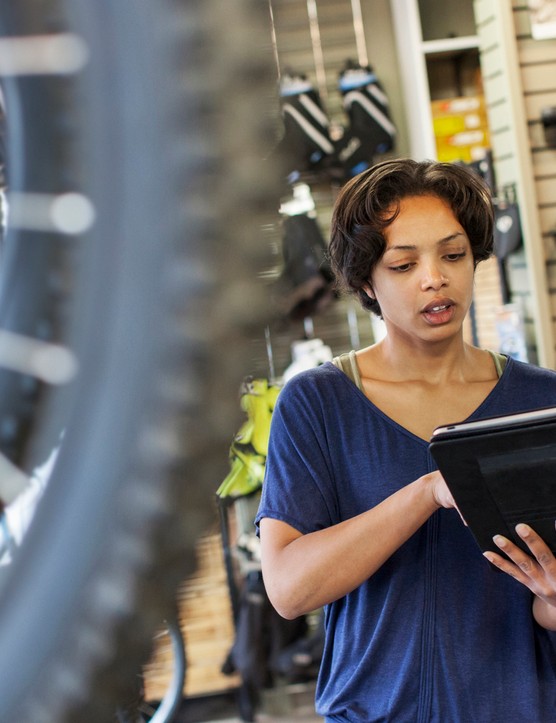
[0,1,281,721]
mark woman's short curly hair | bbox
[328,158,494,316]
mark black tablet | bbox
[429,406,556,556]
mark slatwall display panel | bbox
[535,176,556,206]
[532,149,556,189]
[539,206,556,241]
[313,0,366,122]
[311,181,336,232]
[543,230,556,261]
[271,18,313,60]
[417,4,504,352]
[249,297,376,382]
[512,1,553,361]
[506,254,539,346]
[473,0,551,362]
[253,1,388,381]
[472,256,505,351]
[250,187,375,380]
[503,254,531,295]
[270,0,405,141]
[521,61,556,93]
[519,36,556,64]
[549,263,556,322]
[515,0,556,357]
[524,89,556,120]
[480,71,519,171]
[483,101,516,160]
[265,1,502,373]
[250,181,375,380]
[270,0,360,123]
[530,116,551,148]
[549,292,556,319]
[479,48,517,174]
[474,3,518,183]
[548,257,556,289]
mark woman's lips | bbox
[421,301,455,325]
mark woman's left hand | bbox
[483,523,556,630]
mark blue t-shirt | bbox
[256,356,556,722]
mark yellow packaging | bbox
[431,95,486,116]
[435,143,489,163]
[433,112,488,137]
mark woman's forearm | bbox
[260,473,443,619]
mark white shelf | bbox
[422,35,479,56]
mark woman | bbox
[256,159,556,722]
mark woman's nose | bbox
[420,264,448,291]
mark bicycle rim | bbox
[0,1,280,720]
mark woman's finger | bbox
[515,524,556,573]
[483,525,556,601]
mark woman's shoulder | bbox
[275,362,360,420]
[505,356,556,382]
[278,361,345,398]
[498,356,556,410]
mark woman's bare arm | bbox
[260,470,453,619]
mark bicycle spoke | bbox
[7,191,95,235]
[0,449,29,504]
[0,329,77,384]
[0,34,88,76]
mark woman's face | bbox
[367,194,475,347]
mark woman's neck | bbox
[362,336,474,383]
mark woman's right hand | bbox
[424,470,455,508]
[423,470,466,524]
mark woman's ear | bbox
[362,282,375,300]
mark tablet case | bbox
[429,406,556,556]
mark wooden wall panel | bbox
[518,2,556,365]
[524,89,556,119]
[473,0,556,366]
[472,257,505,351]
[535,176,556,205]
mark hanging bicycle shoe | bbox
[277,71,336,181]
[338,60,396,177]
[273,212,335,322]
[332,126,373,181]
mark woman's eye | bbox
[390,263,413,272]
[445,252,466,261]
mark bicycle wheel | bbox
[0,1,281,721]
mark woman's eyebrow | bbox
[384,232,466,254]
[438,232,466,245]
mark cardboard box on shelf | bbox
[433,111,487,137]
[432,94,490,163]
[431,95,486,117]
[435,142,489,164]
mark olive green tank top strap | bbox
[332,350,364,391]
[488,349,508,379]
[333,349,508,388]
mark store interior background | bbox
[143,1,556,719]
